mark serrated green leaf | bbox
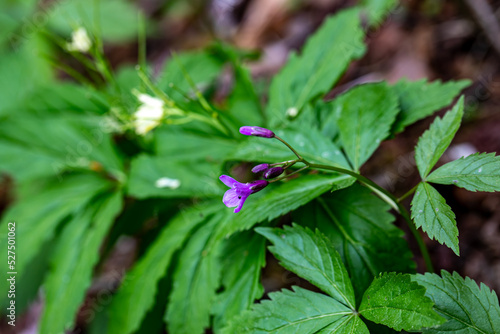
[267,8,365,126]
[212,231,266,331]
[295,185,415,302]
[291,99,340,141]
[360,273,445,331]
[314,100,340,141]
[411,182,459,255]
[427,152,500,192]
[107,202,219,334]
[391,79,470,134]
[165,213,223,334]
[336,82,399,171]
[127,154,223,199]
[40,193,122,333]
[414,270,500,333]
[229,125,351,169]
[48,0,139,41]
[415,96,464,179]
[256,224,356,310]
[361,0,398,27]
[317,315,369,333]
[155,128,237,159]
[221,286,355,334]
[215,174,355,239]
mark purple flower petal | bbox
[234,194,249,213]
[239,126,275,138]
[223,189,240,208]
[219,175,269,213]
[219,175,237,187]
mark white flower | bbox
[286,107,298,118]
[67,27,92,53]
[155,177,181,189]
[133,94,164,135]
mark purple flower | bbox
[219,175,268,213]
[239,126,275,138]
[264,167,284,179]
[252,163,270,173]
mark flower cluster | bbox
[220,126,299,213]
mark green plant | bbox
[1,1,499,333]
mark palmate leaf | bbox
[317,315,369,333]
[165,212,224,334]
[415,96,464,179]
[414,270,500,333]
[411,182,459,255]
[391,79,470,134]
[107,202,220,334]
[40,193,122,334]
[256,224,356,310]
[0,113,124,182]
[266,8,365,126]
[427,152,500,192]
[294,185,415,302]
[359,273,445,331]
[214,174,355,239]
[229,125,351,169]
[212,231,267,331]
[0,173,113,308]
[335,82,399,171]
[221,286,356,334]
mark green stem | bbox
[137,68,229,135]
[398,184,419,202]
[307,162,434,273]
[269,165,309,183]
[274,136,303,160]
[171,52,214,114]
[137,68,176,108]
[137,12,147,72]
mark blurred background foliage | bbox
[1,0,500,333]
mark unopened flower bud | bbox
[252,163,270,173]
[239,126,275,138]
[264,167,284,179]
